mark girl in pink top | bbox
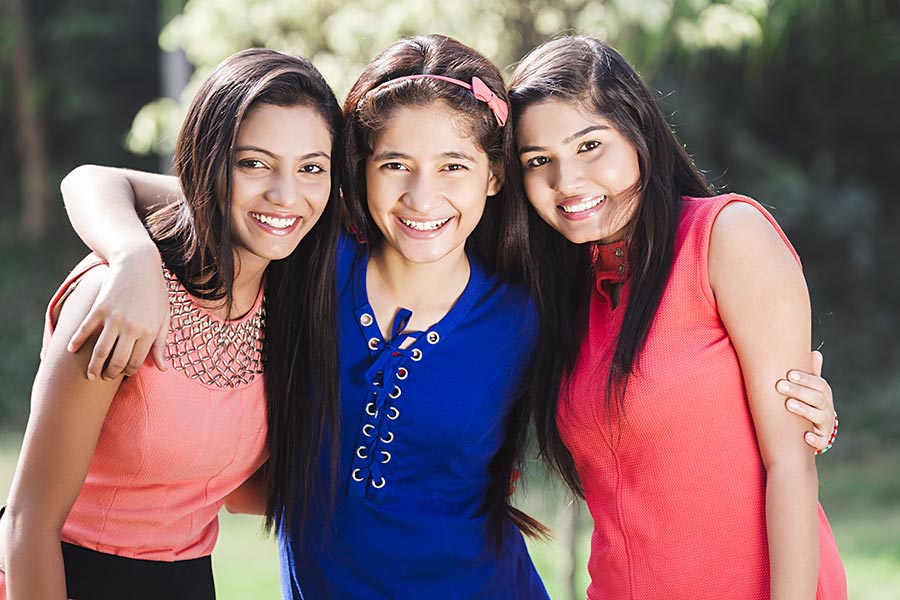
[509,37,846,598]
[0,49,342,600]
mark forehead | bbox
[236,103,331,151]
[372,101,483,154]
[516,99,610,144]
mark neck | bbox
[201,252,267,320]
[367,244,470,336]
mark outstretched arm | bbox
[60,165,183,380]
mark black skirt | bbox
[62,542,215,600]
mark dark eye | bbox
[237,158,267,169]
[578,140,601,152]
[525,155,550,168]
[300,164,326,174]
[443,163,467,172]
[382,162,407,171]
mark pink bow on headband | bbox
[373,73,509,127]
[470,76,509,127]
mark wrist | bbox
[109,239,161,269]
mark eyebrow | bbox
[233,145,331,161]
[518,125,611,155]
[371,150,477,163]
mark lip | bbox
[556,195,605,221]
[394,215,455,239]
[249,211,302,236]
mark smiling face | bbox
[516,99,641,245]
[229,102,332,272]
[364,101,501,267]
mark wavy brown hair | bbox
[146,48,343,536]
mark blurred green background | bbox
[1,0,898,598]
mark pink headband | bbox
[369,73,508,127]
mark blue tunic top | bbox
[279,234,548,599]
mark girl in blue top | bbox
[43,36,837,599]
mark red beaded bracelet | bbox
[815,412,839,456]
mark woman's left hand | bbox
[777,350,837,451]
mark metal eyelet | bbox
[380,431,394,444]
[356,446,368,459]
[387,406,400,420]
[396,367,408,380]
[368,337,380,351]
[614,247,624,258]
[381,450,391,464]
[372,477,386,489]
[411,348,423,361]
[360,313,374,326]
[351,469,364,482]
[389,385,402,399]
[362,424,375,437]
[366,402,378,417]
[426,331,440,344]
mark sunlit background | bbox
[1,0,898,598]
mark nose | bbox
[264,169,303,209]
[552,159,584,196]
[401,172,444,213]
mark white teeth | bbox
[399,217,451,231]
[560,196,605,214]
[251,213,297,229]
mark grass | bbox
[1,432,897,598]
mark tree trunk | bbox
[6,0,49,240]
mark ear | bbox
[487,163,504,196]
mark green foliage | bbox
[130,0,781,154]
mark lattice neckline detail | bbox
[164,268,265,388]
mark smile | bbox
[398,216,452,231]
[559,196,606,214]
[250,212,298,229]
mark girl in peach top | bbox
[0,49,342,600]
[510,36,846,599]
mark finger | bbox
[67,311,102,354]
[777,379,826,410]
[805,430,827,451]
[811,350,823,377]
[124,336,155,377]
[102,335,134,381]
[86,328,117,381]
[784,369,827,393]
[785,398,829,434]
[150,319,169,372]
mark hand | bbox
[777,350,837,451]
[66,247,170,380]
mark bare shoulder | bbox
[50,264,110,335]
[709,201,800,290]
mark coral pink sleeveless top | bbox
[47,256,267,561]
[559,195,846,599]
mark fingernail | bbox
[87,373,96,381]
[788,371,801,382]
[787,400,801,411]
[777,381,791,393]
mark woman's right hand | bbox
[66,245,170,380]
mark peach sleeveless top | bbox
[48,256,268,561]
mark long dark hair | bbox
[508,36,714,496]
[341,34,544,547]
[147,48,343,535]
